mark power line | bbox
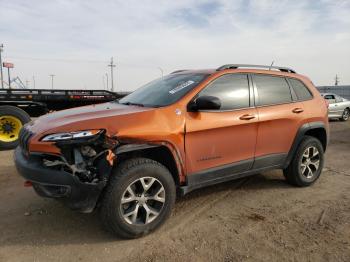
[7,56,107,64]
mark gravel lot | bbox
[0,120,349,262]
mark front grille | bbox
[19,127,34,154]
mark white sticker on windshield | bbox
[169,80,195,94]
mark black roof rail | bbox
[216,64,296,73]
[170,70,189,74]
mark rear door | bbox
[185,74,258,176]
[252,74,304,168]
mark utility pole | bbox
[335,74,339,86]
[49,74,55,89]
[108,57,116,92]
[0,44,4,89]
[32,75,36,89]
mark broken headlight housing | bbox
[41,130,103,142]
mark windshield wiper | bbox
[120,102,145,107]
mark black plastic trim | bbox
[283,121,328,168]
[252,153,287,169]
[14,147,104,212]
[181,153,287,195]
[115,143,160,154]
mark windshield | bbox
[119,73,209,107]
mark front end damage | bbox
[15,129,119,213]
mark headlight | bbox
[42,130,102,142]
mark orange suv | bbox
[15,64,329,238]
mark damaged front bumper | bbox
[14,147,105,213]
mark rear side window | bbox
[253,75,292,106]
[288,78,313,100]
[198,74,250,110]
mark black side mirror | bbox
[188,96,221,111]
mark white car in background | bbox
[321,93,350,121]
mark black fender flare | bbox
[284,121,328,169]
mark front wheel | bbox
[0,106,31,150]
[283,136,324,187]
[100,158,176,239]
[340,108,349,121]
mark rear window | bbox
[288,78,313,100]
[253,75,292,106]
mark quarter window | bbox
[197,74,250,110]
[288,78,313,100]
[253,75,292,106]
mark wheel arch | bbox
[115,143,183,186]
[284,122,328,168]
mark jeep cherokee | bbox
[15,64,329,238]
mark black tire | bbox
[0,106,31,150]
[100,157,176,239]
[283,136,324,187]
[340,108,349,121]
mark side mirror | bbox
[188,96,221,111]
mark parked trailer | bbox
[0,88,129,150]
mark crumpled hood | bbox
[28,102,155,135]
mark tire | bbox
[340,108,349,121]
[0,106,31,150]
[100,157,176,239]
[283,136,324,187]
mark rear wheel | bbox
[0,106,31,150]
[100,158,176,239]
[283,136,324,187]
[340,108,349,121]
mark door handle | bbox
[239,114,256,120]
[292,108,304,114]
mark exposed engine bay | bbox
[42,131,117,184]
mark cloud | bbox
[0,0,349,90]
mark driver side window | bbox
[197,74,250,110]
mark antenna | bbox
[269,61,274,70]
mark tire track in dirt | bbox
[163,177,254,235]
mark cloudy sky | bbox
[0,0,349,91]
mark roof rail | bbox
[216,64,296,73]
[170,70,189,74]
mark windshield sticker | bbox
[169,80,195,94]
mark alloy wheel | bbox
[120,177,165,225]
[300,146,320,179]
[343,109,349,120]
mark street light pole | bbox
[0,44,4,89]
[108,57,116,92]
[49,74,55,89]
[158,67,164,79]
[7,67,11,89]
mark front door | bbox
[185,74,258,176]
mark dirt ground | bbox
[0,121,349,262]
